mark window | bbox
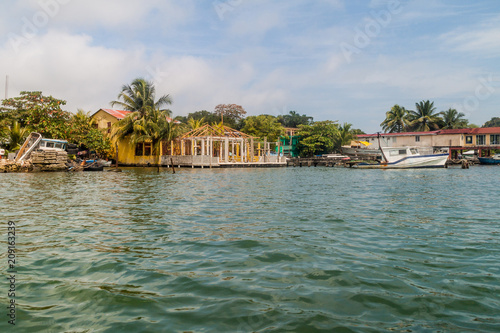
[144,142,152,156]
[46,142,54,148]
[107,122,112,134]
[135,143,144,156]
[415,135,420,142]
[465,136,473,144]
[477,135,486,145]
[491,134,500,145]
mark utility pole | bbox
[5,75,8,99]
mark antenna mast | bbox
[5,75,8,99]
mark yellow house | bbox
[90,109,165,166]
[90,109,285,167]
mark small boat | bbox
[16,133,68,161]
[82,159,104,171]
[356,146,448,169]
[478,154,500,165]
[341,140,381,158]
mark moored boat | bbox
[478,154,500,165]
[356,146,448,169]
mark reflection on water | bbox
[1,167,499,332]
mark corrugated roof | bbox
[359,127,500,137]
[358,131,439,137]
[99,109,132,120]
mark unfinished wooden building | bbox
[161,124,285,167]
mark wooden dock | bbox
[286,156,377,167]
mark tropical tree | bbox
[112,107,180,168]
[483,117,500,128]
[3,121,28,151]
[277,111,313,128]
[380,104,409,133]
[407,100,443,132]
[183,110,221,125]
[1,91,71,139]
[187,117,205,130]
[241,115,284,142]
[214,104,246,127]
[69,109,112,158]
[296,120,339,157]
[440,108,468,129]
[111,78,179,166]
[334,123,356,151]
[111,78,172,117]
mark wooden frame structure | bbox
[161,124,284,167]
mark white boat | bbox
[15,133,68,162]
[357,146,448,169]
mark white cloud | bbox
[0,30,142,112]
[440,15,500,56]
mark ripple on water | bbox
[1,167,499,332]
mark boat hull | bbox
[357,154,448,169]
[478,157,500,165]
[341,146,381,157]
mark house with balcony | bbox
[357,127,500,158]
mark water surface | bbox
[1,166,499,332]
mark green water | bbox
[1,167,499,332]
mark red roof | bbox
[98,109,132,120]
[358,131,439,137]
[359,127,500,137]
[466,127,500,134]
[93,109,180,123]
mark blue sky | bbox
[1,0,499,133]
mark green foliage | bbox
[241,115,284,141]
[187,117,205,130]
[111,79,179,161]
[335,123,356,151]
[187,110,221,125]
[68,110,112,158]
[296,121,339,157]
[277,111,313,128]
[483,117,500,128]
[352,128,365,135]
[111,78,172,117]
[214,104,247,122]
[440,108,468,129]
[1,91,71,139]
[2,121,28,151]
[381,105,409,133]
[407,100,443,132]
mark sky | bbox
[1,0,499,133]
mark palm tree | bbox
[111,79,177,168]
[111,78,172,117]
[440,108,468,129]
[112,107,180,168]
[334,123,355,151]
[408,100,442,132]
[187,117,205,130]
[4,121,28,151]
[380,105,409,133]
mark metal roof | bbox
[359,127,500,137]
[96,109,132,120]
